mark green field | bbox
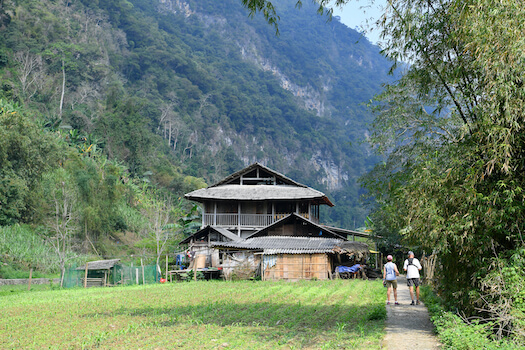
[0,279,385,349]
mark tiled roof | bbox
[213,236,344,254]
[185,184,332,205]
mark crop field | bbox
[0,279,385,349]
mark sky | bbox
[331,1,386,45]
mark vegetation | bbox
[0,98,202,279]
[0,279,386,349]
[248,0,525,346]
[421,286,521,350]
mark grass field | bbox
[0,279,385,349]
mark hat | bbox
[387,255,393,261]
[408,251,414,256]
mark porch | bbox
[202,212,318,228]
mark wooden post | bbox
[165,254,169,280]
[135,268,139,285]
[104,271,107,287]
[141,258,145,285]
[28,268,33,291]
[193,254,197,282]
[84,262,89,288]
[237,202,241,237]
[213,202,217,226]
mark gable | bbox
[180,226,240,244]
[247,213,346,240]
[211,163,305,188]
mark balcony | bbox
[203,213,317,228]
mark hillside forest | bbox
[0,0,391,280]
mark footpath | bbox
[382,275,442,349]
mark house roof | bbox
[213,236,344,254]
[211,163,304,187]
[184,163,334,206]
[332,241,371,260]
[185,184,333,205]
[320,225,372,239]
[246,213,346,240]
[179,226,241,244]
[76,259,120,271]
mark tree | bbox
[139,188,176,268]
[0,99,61,225]
[360,0,525,340]
[42,168,79,287]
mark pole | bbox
[141,258,145,285]
[28,268,33,291]
[165,254,169,280]
[136,268,139,285]
[84,262,89,288]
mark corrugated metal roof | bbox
[185,184,332,205]
[321,225,373,238]
[213,236,343,253]
[76,259,120,271]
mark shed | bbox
[76,259,121,287]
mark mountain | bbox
[0,0,392,228]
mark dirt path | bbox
[382,275,442,349]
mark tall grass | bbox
[0,224,58,276]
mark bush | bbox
[421,286,522,349]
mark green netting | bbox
[63,263,160,288]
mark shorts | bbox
[386,280,397,289]
[407,278,420,287]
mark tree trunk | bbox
[59,59,65,118]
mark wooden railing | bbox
[203,213,317,227]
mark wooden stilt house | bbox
[182,163,373,280]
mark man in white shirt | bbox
[403,251,423,305]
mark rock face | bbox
[156,0,390,226]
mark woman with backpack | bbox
[383,254,400,305]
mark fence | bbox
[63,263,160,288]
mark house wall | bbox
[263,253,332,281]
[266,221,320,237]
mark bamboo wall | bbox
[263,253,331,281]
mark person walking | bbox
[403,251,423,305]
[383,255,400,305]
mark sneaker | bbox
[410,300,415,305]
[416,300,420,305]
[395,302,399,305]
[387,301,390,305]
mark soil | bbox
[382,275,442,349]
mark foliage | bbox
[0,99,61,225]
[355,0,525,345]
[421,286,522,350]
[0,224,57,274]
[0,279,385,349]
